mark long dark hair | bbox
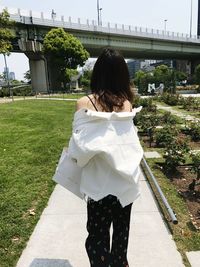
[90,48,133,112]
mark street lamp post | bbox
[99,8,102,26]
[198,0,200,37]
[164,19,167,33]
[97,0,100,25]
[97,0,102,26]
[190,0,193,37]
[51,9,56,20]
[3,54,11,97]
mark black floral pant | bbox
[85,194,132,267]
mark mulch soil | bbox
[140,133,200,229]
[166,166,200,230]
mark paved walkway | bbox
[0,97,78,104]
[156,104,200,122]
[16,169,185,267]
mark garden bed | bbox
[134,92,200,264]
[156,163,200,230]
[171,166,200,230]
[140,131,200,230]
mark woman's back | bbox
[72,48,142,267]
[76,94,132,113]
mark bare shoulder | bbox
[76,96,89,111]
[123,99,133,111]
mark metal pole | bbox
[97,0,100,25]
[3,54,11,97]
[99,8,102,26]
[198,0,200,37]
[190,0,193,37]
[141,157,178,224]
[164,19,167,33]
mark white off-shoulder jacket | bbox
[67,107,144,207]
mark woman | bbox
[68,48,143,267]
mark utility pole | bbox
[99,7,102,26]
[198,0,200,37]
[190,0,193,37]
[97,0,100,25]
[164,19,167,33]
[3,54,11,97]
[97,0,102,26]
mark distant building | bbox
[127,60,141,78]
[9,72,15,80]
[141,60,155,72]
[150,59,173,68]
[3,67,16,80]
[173,60,191,74]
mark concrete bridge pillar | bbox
[19,39,50,93]
[29,58,49,93]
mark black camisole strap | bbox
[87,95,98,111]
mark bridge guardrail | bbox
[2,5,200,44]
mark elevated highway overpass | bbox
[3,7,200,92]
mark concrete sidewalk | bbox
[16,170,185,267]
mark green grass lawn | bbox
[5,93,85,100]
[37,93,85,99]
[0,100,76,267]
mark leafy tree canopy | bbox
[134,64,188,94]
[80,69,92,90]
[153,64,171,84]
[65,68,78,83]
[194,64,200,86]
[24,70,31,82]
[0,9,15,54]
[43,28,89,70]
[134,70,154,94]
[176,71,187,82]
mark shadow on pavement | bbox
[29,258,74,267]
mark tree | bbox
[0,9,14,54]
[190,152,200,180]
[163,136,189,173]
[80,69,92,90]
[65,68,78,83]
[24,70,31,83]
[43,28,89,89]
[134,70,153,94]
[176,71,187,82]
[153,65,171,90]
[194,64,200,89]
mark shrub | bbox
[182,97,195,110]
[161,111,179,125]
[136,113,160,132]
[132,95,141,108]
[161,93,180,106]
[190,152,200,180]
[0,86,32,97]
[0,87,10,97]
[12,86,32,96]
[163,136,189,173]
[189,122,200,141]
[155,126,178,147]
[178,96,200,111]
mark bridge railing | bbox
[1,5,200,43]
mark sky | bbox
[0,0,199,80]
